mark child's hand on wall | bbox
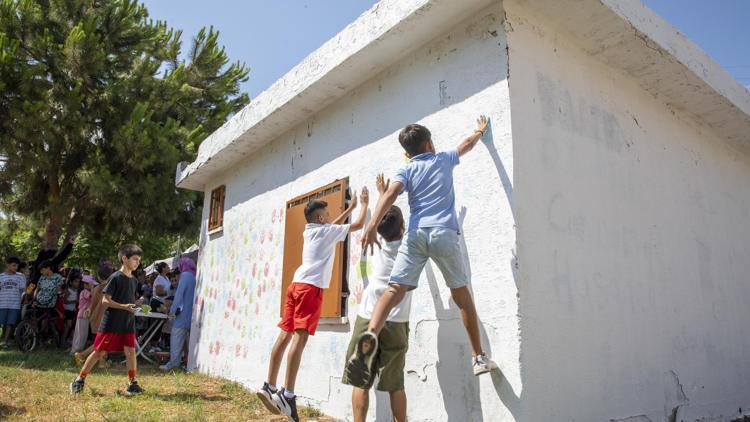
[376,173,390,195]
[476,115,489,134]
[347,194,358,211]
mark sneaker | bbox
[125,380,144,396]
[273,389,299,422]
[473,353,499,376]
[344,330,378,387]
[73,352,84,367]
[158,364,174,371]
[70,377,85,394]
[256,382,280,415]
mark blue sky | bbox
[140,0,750,97]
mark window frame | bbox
[280,178,350,324]
[207,185,226,234]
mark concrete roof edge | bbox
[601,0,750,116]
[510,0,750,152]
[174,0,495,191]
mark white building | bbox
[175,0,750,420]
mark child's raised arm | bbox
[348,187,369,232]
[361,180,402,255]
[332,192,358,225]
[457,115,489,157]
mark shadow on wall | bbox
[481,120,514,222]
[427,206,520,421]
[481,122,519,288]
[373,205,521,421]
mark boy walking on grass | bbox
[351,116,500,378]
[257,187,369,422]
[343,174,412,422]
[71,244,144,396]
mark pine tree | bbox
[0,0,249,253]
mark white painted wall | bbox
[189,4,520,421]
[506,2,750,421]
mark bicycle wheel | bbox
[15,321,37,352]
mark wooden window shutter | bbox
[208,185,226,232]
[281,179,349,319]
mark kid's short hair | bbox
[39,259,54,270]
[118,244,143,261]
[377,206,404,241]
[96,262,114,281]
[304,200,328,223]
[6,256,20,265]
[155,262,169,273]
[399,124,431,156]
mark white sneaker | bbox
[158,364,173,371]
[256,382,280,415]
[473,353,499,376]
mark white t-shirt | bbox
[63,288,78,311]
[0,272,26,309]
[153,275,170,303]
[358,239,412,323]
[292,224,350,288]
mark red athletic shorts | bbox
[278,282,324,335]
[93,332,136,352]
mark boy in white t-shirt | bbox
[0,257,26,348]
[257,187,369,422]
[342,174,411,422]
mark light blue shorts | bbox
[0,308,21,325]
[389,227,468,290]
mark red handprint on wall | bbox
[354,282,364,304]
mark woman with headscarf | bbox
[159,257,196,371]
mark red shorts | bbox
[93,332,136,352]
[278,283,323,335]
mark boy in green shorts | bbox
[343,174,412,422]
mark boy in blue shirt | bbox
[351,115,499,378]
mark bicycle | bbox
[15,305,62,352]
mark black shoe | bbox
[344,330,378,387]
[256,382,280,415]
[273,388,299,422]
[125,379,144,396]
[70,377,85,394]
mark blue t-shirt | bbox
[393,149,460,232]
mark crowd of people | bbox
[0,244,197,384]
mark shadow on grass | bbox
[0,349,77,372]
[0,349,166,374]
[148,392,231,403]
[0,403,26,418]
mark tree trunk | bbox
[63,208,82,245]
[42,173,68,250]
[43,209,65,250]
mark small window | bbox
[208,185,226,233]
[281,178,350,323]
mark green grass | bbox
[0,348,333,421]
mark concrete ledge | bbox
[509,0,750,155]
[175,0,495,191]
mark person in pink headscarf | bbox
[71,275,97,353]
[159,257,196,371]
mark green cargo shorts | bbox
[341,316,409,391]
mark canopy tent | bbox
[144,244,199,274]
